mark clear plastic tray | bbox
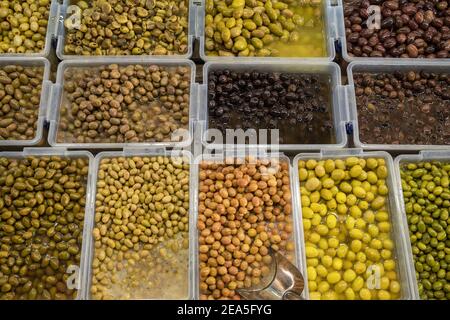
[0,0,59,58]
[0,57,52,147]
[197,61,348,151]
[55,0,197,60]
[393,150,450,300]
[80,148,195,300]
[336,0,450,63]
[0,147,95,300]
[192,150,303,299]
[346,60,450,151]
[292,148,417,300]
[46,58,198,149]
[196,0,338,62]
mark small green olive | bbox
[400,160,450,300]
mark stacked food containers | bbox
[0,0,448,300]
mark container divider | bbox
[40,80,53,120]
[319,148,364,157]
[22,147,68,156]
[189,0,198,38]
[333,0,345,42]
[327,3,339,41]
[46,83,60,123]
[121,147,168,156]
[196,2,205,40]
[336,84,350,124]
[190,83,200,121]
[345,84,358,120]
[197,84,207,122]
[57,1,68,39]
[419,150,450,159]
[48,0,61,40]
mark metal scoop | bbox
[236,249,305,300]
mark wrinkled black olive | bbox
[207,69,335,144]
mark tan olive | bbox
[198,157,295,300]
[91,156,190,299]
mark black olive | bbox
[206,69,334,144]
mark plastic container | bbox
[0,147,95,300]
[336,0,450,63]
[197,0,339,61]
[55,0,197,60]
[0,0,58,58]
[197,61,348,152]
[0,57,52,147]
[292,148,416,300]
[47,58,198,149]
[346,61,450,151]
[192,150,303,299]
[394,150,450,300]
[81,148,195,300]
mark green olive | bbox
[400,160,450,300]
[0,155,89,300]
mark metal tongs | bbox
[236,249,305,300]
